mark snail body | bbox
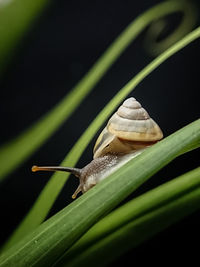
[32,97,163,198]
[74,151,144,197]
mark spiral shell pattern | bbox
[107,97,163,141]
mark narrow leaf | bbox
[0,119,199,266]
[60,167,200,266]
[0,0,50,74]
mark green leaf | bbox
[0,119,199,266]
[3,25,200,252]
[0,0,196,182]
[60,167,200,266]
[143,1,197,56]
[0,0,50,74]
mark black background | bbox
[0,0,200,265]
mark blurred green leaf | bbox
[0,119,199,266]
[0,0,50,74]
[2,25,200,252]
[58,167,200,267]
[143,0,197,56]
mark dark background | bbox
[0,0,200,265]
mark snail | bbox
[32,97,163,199]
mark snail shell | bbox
[93,97,163,158]
[72,97,163,197]
[32,97,163,198]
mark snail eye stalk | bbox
[31,165,81,178]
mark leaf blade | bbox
[60,167,200,266]
[67,187,200,267]
[0,119,199,266]
[0,0,50,74]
